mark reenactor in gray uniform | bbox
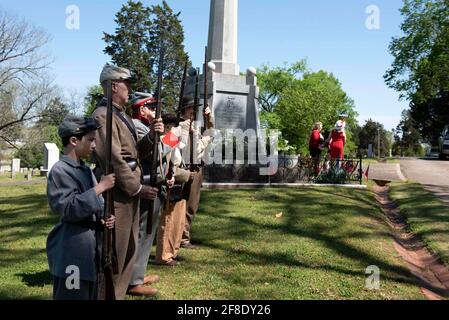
[128,93,161,296]
[46,115,116,300]
[92,64,164,299]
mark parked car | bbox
[438,125,449,160]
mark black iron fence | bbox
[204,155,364,185]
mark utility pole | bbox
[378,128,381,159]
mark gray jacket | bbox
[46,156,103,282]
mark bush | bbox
[314,166,349,184]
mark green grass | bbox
[390,182,449,265]
[362,158,399,166]
[0,172,45,183]
[0,182,425,300]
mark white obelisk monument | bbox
[207,0,240,75]
[185,0,260,133]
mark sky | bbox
[0,0,409,130]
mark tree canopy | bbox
[258,61,358,156]
[385,0,449,144]
[103,0,189,111]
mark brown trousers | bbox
[110,198,139,300]
[155,199,186,264]
[181,167,203,245]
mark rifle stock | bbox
[101,80,118,300]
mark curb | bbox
[395,163,408,182]
[203,183,367,190]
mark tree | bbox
[149,1,190,110]
[0,9,54,148]
[103,0,189,111]
[384,0,449,144]
[103,1,153,91]
[358,119,392,158]
[257,60,307,113]
[392,110,424,156]
[0,9,52,90]
[0,80,57,148]
[83,85,104,116]
[258,62,358,156]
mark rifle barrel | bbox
[147,38,165,235]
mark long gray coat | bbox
[46,156,103,282]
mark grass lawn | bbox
[390,182,449,265]
[362,158,399,166]
[0,182,424,300]
[0,172,45,183]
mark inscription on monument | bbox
[214,93,247,130]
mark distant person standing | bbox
[327,120,346,160]
[309,122,324,159]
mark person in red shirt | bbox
[309,122,324,174]
[309,122,324,158]
[327,120,346,160]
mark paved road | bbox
[400,157,449,205]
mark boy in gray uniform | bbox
[46,115,116,300]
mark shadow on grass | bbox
[16,270,53,288]
[0,193,57,265]
[198,188,423,290]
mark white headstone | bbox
[11,158,20,173]
[43,143,60,175]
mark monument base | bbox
[185,68,261,134]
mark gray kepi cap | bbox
[99,63,136,84]
[58,115,102,139]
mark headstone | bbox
[42,143,60,176]
[11,158,20,173]
[26,172,32,181]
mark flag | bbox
[161,130,180,149]
[364,165,370,180]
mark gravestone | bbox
[11,159,20,173]
[42,143,60,176]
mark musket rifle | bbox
[101,80,119,300]
[202,46,209,135]
[190,68,200,170]
[146,39,164,235]
[176,58,188,127]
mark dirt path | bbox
[374,185,449,300]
